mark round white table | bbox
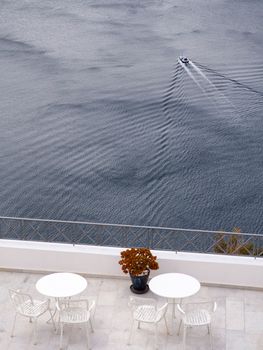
[149,273,200,300]
[149,273,200,321]
[36,272,87,327]
[36,272,87,298]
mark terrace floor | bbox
[0,270,263,350]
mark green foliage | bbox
[214,227,257,256]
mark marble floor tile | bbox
[226,299,244,330]
[245,310,263,333]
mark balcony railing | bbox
[0,216,262,257]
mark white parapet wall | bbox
[0,239,263,289]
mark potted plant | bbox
[119,247,159,294]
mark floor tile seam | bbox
[224,295,227,346]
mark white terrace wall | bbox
[0,239,263,289]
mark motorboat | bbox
[179,56,189,64]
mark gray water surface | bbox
[0,0,263,232]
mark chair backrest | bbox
[128,296,157,311]
[177,300,217,316]
[9,289,34,314]
[57,298,96,314]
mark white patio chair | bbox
[177,301,217,350]
[56,298,96,350]
[128,296,169,349]
[9,288,56,345]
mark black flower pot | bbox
[130,269,150,294]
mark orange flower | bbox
[119,248,159,276]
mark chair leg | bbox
[154,323,158,350]
[182,325,187,350]
[33,318,38,345]
[127,320,135,345]
[137,321,141,329]
[208,324,213,350]
[89,318,94,333]
[60,323,64,350]
[177,319,182,336]
[164,315,170,335]
[10,313,17,337]
[85,322,91,350]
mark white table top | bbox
[36,272,87,298]
[149,273,200,299]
